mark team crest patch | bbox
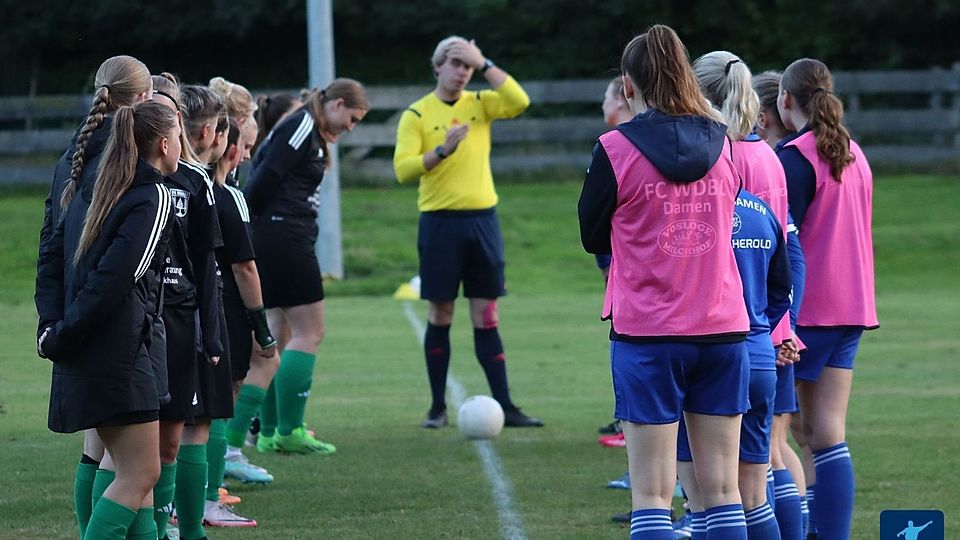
[732,212,742,234]
[169,188,189,218]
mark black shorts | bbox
[418,209,506,301]
[252,216,324,308]
[194,298,236,420]
[159,305,199,422]
[224,293,253,381]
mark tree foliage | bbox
[0,0,957,95]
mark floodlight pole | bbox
[307,0,343,279]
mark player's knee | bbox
[472,299,499,329]
[428,302,454,326]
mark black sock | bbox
[80,454,100,466]
[474,327,514,409]
[424,323,451,413]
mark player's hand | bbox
[208,355,220,366]
[776,339,800,366]
[37,327,51,358]
[448,40,485,70]
[443,124,469,155]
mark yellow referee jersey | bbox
[393,77,530,211]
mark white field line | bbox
[402,301,528,540]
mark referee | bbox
[394,36,543,428]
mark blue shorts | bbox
[774,363,799,415]
[677,369,775,463]
[612,340,749,425]
[794,327,863,382]
[418,209,506,301]
[594,254,611,269]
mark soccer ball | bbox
[457,395,504,440]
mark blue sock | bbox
[812,443,854,539]
[691,511,708,540]
[799,497,810,537]
[772,469,803,540]
[705,504,747,540]
[766,466,777,512]
[745,502,781,539]
[630,508,673,539]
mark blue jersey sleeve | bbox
[777,145,816,230]
[786,213,805,330]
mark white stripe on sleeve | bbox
[134,184,171,281]
[288,113,314,150]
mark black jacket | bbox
[36,160,172,433]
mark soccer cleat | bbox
[218,487,241,505]
[224,453,274,484]
[598,432,626,447]
[421,408,448,429]
[202,500,257,528]
[611,511,631,523]
[607,471,631,489]
[598,420,622,434]
[274,426,337,455]
[162,522,180,540]
[503,407,544,427]
[256,433,278,453]
[672,510,693,539]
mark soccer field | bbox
[0,177,957,539]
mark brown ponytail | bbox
[305,78,368,165]
[781,58,854,180]
[75,101,177,264]
[254,93,301,149]
[62,55,151,211]
[620,25,720,122]
[152,72,202,166]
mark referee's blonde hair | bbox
[694,50,760,140]
[432,35,468,68]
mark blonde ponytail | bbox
[693,51,759,140]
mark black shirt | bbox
[244,109,326,227]
[212,181,256,303]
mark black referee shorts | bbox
[418,208,506,302]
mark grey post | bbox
[307,0,344,279]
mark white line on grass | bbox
[402,301,528,540]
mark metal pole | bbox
[307,0,343,279]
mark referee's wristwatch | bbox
[434,145,448,160]
[480,59,495,73]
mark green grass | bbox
[0,176,958,539]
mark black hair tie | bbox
[154,90,179,110]
[724,59,741,75]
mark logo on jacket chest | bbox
[169,188,190,218]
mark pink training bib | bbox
[599,130,749,337]
[785,132,878,328]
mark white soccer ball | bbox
[457,395,504,440]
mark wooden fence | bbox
[1,66,958,184]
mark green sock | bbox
[153,462,177,534]
[275,349,316,436]
[91,468,116,511]
[227,384,267,447]
[83,496,135,540]
[125,507,157,540]
[174,444,208,540]
[260,380,278,438]
[74,460,98,538]
[206,420,227,502]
